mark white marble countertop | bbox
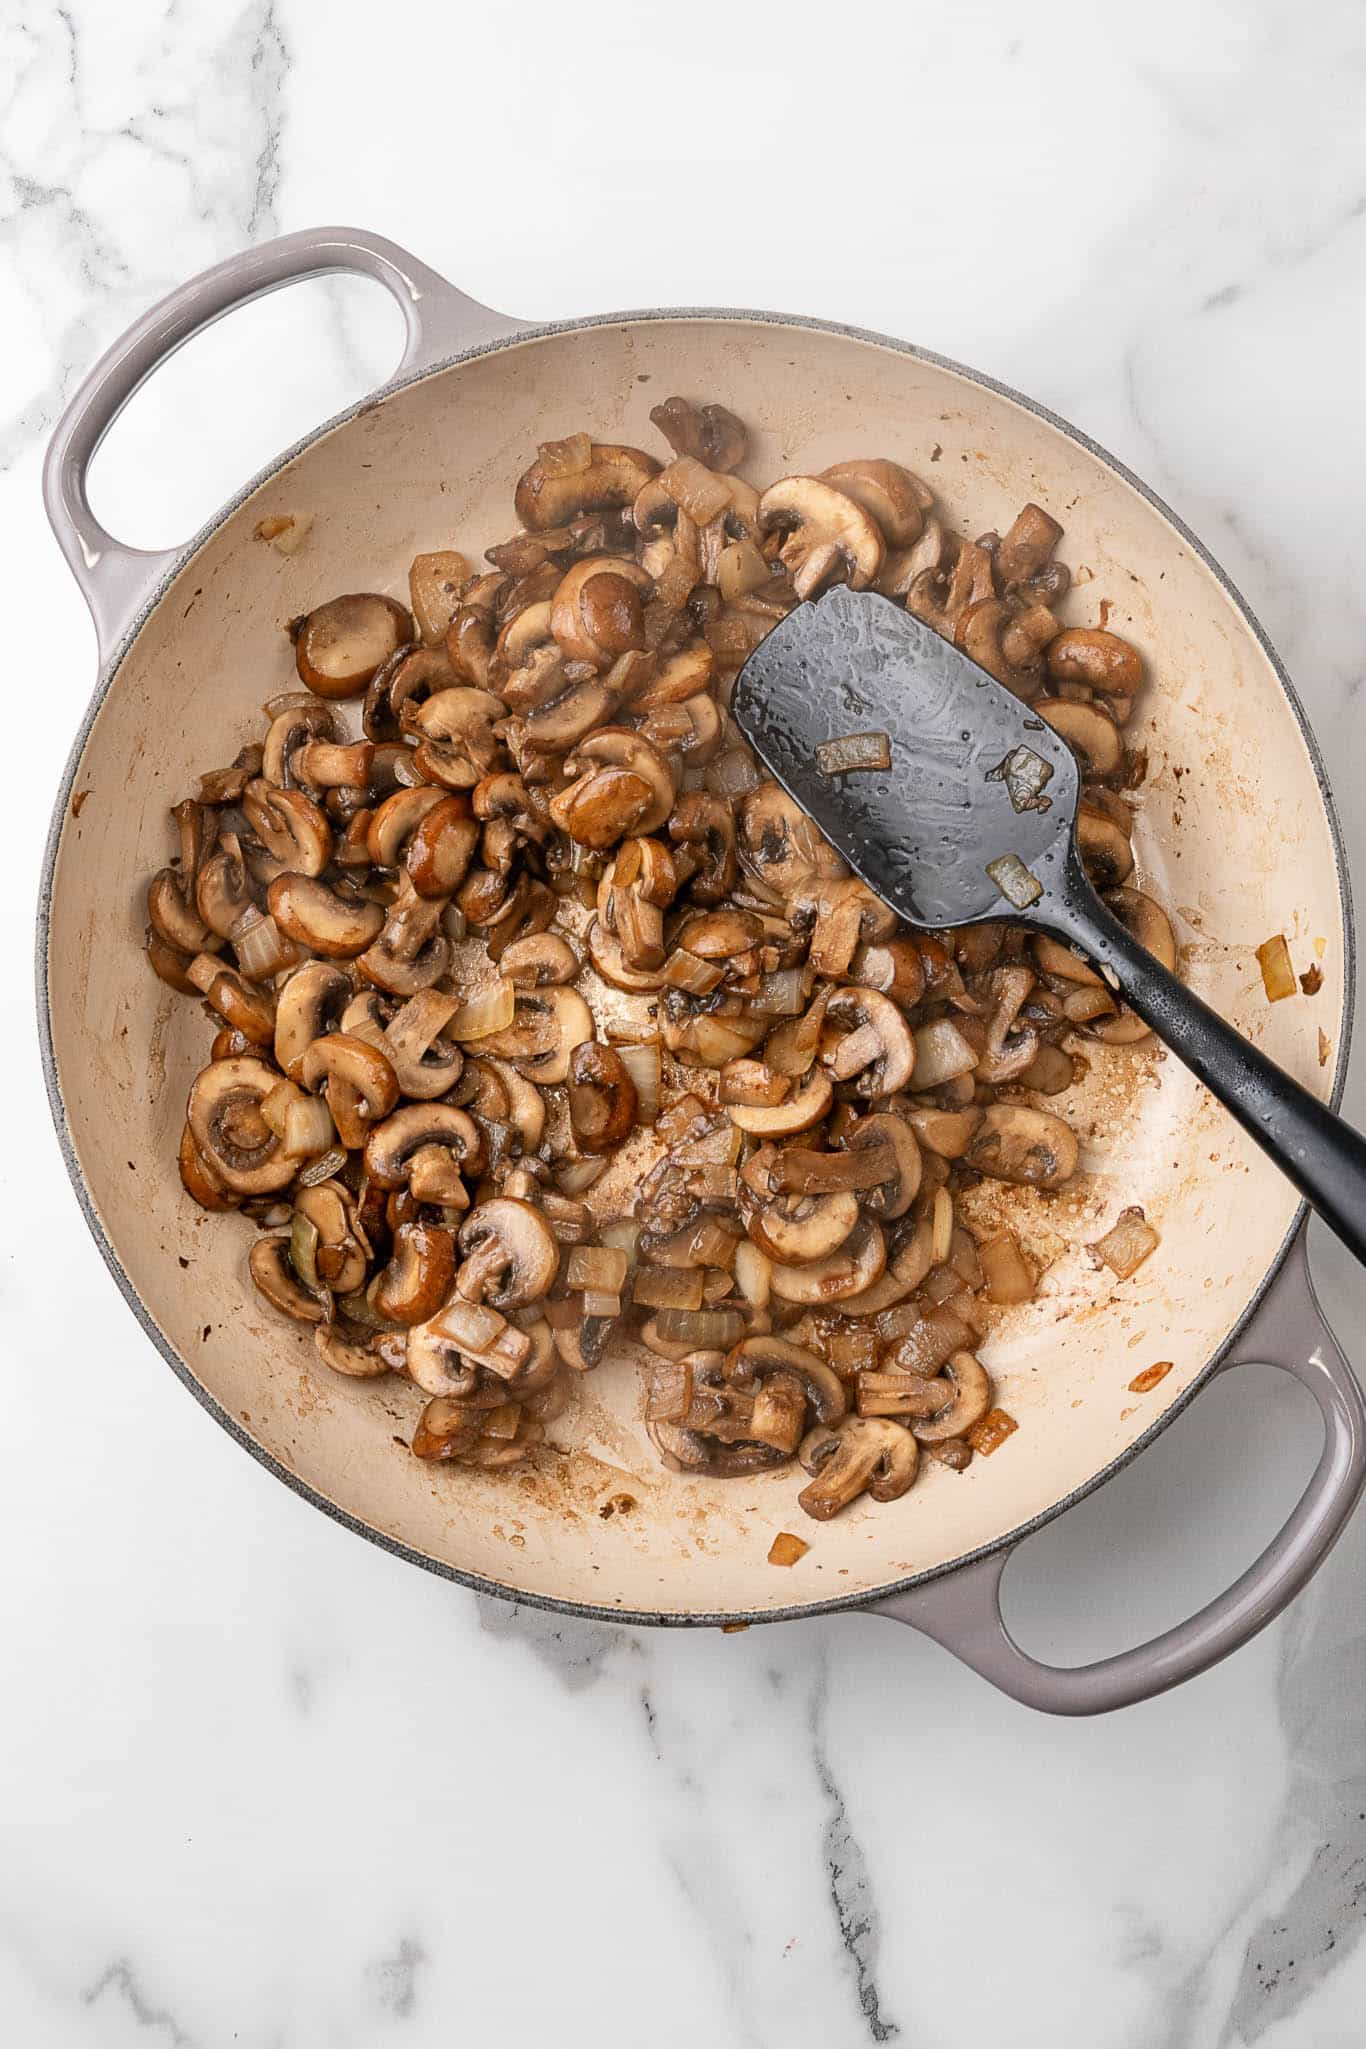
[6,2,1366,2042]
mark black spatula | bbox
[732,584,1366,1262]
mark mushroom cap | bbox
[726,1336,847,1425]
[1046,626,1144,697]
[515,443,661,532]
[758,476,884,596]
[1037,698,1123,778]
[268,874,385,958]
[370,1220,458,1326]
[295,593,412,699]
[274,960,354,1079]
[823,989,916,1097]
[818,458,932,547]
[1075,803,1135,891]
[457,1198,558,1309]
[187,1057,296,1196]
[797,1415,919,1520]
[563,728,675,837]
[911,1351,992,1444]
[243,781,334,877]
[364,1102,483,1190]
[300,1033,399,1124]
[964,1103,1079,1189]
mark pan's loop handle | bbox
[42,225,527,658]
[872,1224,1366,1714]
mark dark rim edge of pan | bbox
[34,304,1357,1630]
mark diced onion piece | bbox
[986,852,1043,910]
[582,1290,622,1320]
[646,1357,693,1423]
[1256,933,1296,1003]
[449,980,516,1040]
[634,1267,705,1311]
[768,1531,810,1567]
[665,949,724,995]
[482,1401,521,1441]
[910,1019,979,1090]
[283,1095,335,1160]
[765,992,829,1078]
[751,968,807,1016]
[537,432,592,477]
[660,456,733,524]
[656,1093,712,1143]
[298,1145,348,1188]
[259,1080,302,1143]
[700,1266,735,1304]
[442,903,468,941]
[289,1212,321,1292]
[689,1166,738,1204]
[557,1156,607,1194]
[704,749,763,800]
[655,1306,746,1347]
[566,1246,630,1294]
[966,1409,1018,1456]
[734,1241,771,1309]
[816,731,891,777]
[1090,1206,1160,1280]
[617,1040,661,1126]
[671,1122,742,1167]
[598,1220,642,1259]
[231,906,298,981]
[690,1216,741,1269]
[717,540,770,602]
[386,987,459,1061]
[1062,985,1116,1023]
[930,1186,954,1267]
[978,1230,1036,1305]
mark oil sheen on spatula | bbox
[731,585,1080,931]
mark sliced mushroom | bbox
[568,1041,639,1152]
[194,833,256,939]
[903,1103,983,1160]
[743,1175,860,1264]
[911,1351,992,1444]
[551,728,675,847]
[274,960,353,1079]
[769,1216,886,1304]
[185,957,275,1046]
[300,1034,399,1150]
[992,503,1064,588]
[848,937,926,1009]
[725,1066,832,1136]
[357,879,452,996]
[315,1318,396,1380]
[480,985,593,1084]
[823,989,916,1097]
[1046,627,1144,699]
[958,597,1057,700]
[668,792,736,904]
[551,557,651,669]
[818,458,932,546]
[249,1234,326,1322]
[456,1199,558,1309]
[649,397,747,470]
[739,782,846,899]
[964,1103,1079,1189]
[588,919,667,992]
[268,874,385,958]
[843,1113,921,1218]
[1084,889,1176,1045]
[187,1057,296,1195]
[975,965,1039,1085]
[908,536,994,640]
[727,1336,846,1426]
[363,642,457,741]
[406,687,504,790]
[515,441,661,531]
[1037,698,1123,778]
[759,477,884,598]
[797,1415,919,1520]
[499,931,580,986]
[365,785,449,868]
[791,877,897,978]
[147,860,218,957]
[370,1220,457,1325]
[295,593,412,698]
[1075,801,1134,889]
[364,1102,484,1201]
[178,1121,239,1210]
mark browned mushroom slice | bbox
[1075,801,1135,890]
[551,557,651,669]
[973,965,1040,1085]
[406,687,504,790]
[588,919,667,992]
[818,459,933,546]
[194,832,256,939]
[568,1041,639,1153]
[957,597,1058,700]
[185,956,275,1045]
[908,535,995,640]
[178,1120,240,1209]
[911,1351,993,1444]
[300,1034,399,1150]
[667,791,736,904]
[725,1067,832,1137]
[455,1199,558,1310]
[515,441,660,531]
[743,1172,860,1264]
[364,1102,483,1201]
[1084,890,1177,1046]
[551,728,675,848]
[727,1336,847,1426]
[291,1178,371,1293]
[187,1056,297,1195]
[365,785,449,868]
[315,1318,396,1380]
[797,1415,919,1520]
[356,880,452,996]
[147,856,218,957]
[822,989,915,1098]
[791,876,897,978]
[991,503,1064,589]
[249,1233,327,1321]
[268,874,384,958]
[499,932,580,987]
[1037,698,1123,778]
[769,1216,886,1305]
[242,781,334,880]
[738,782,846,899]
[903,1103,983,1160]
[370,1220,457,1326]
[963,1103,1079,1190]
[842,1113,921,1218]
[1046,626,1144,699]
[295,593,412,699]
[274,960,353,1079]
[480,986,593,1084]
[759,477,884,598]
[649,397,747,470]
[409,551,471,645]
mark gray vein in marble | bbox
[84,1957,196,2046]
[474,1592,627,1690]
[368,1934,428,2020]
[809,1656,900,2044]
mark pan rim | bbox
[35,302,1357,1628]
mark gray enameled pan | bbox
[38,227,1366,1714]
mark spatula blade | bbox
[731,586,1079,929]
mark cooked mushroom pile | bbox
[148,398,1173,1523]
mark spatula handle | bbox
[1056,874,1366,1263]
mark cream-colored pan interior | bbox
[44,315,1347,1617]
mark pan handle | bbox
[871,1223,1366,1714]
[42,225,527,657]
